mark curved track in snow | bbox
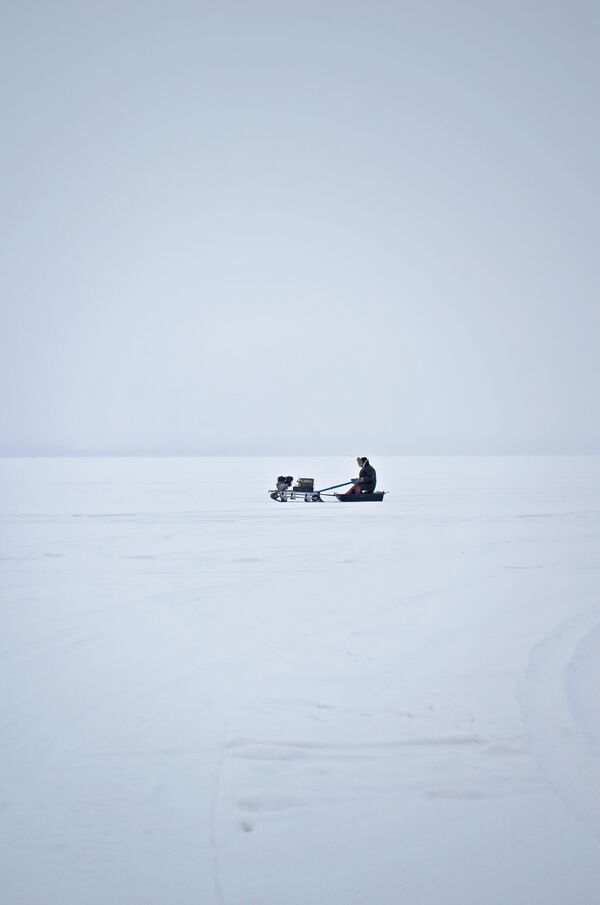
[522,605,600,840]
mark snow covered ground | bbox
[2,455,600,905]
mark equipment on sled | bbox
[270,475,321,502]
[276,476,294,492]
[293,477,314,492]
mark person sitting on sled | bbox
[344,457,377,495]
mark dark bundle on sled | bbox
[276,476,293,492]
[293,477,314,492]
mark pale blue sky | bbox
[1,1,599,454]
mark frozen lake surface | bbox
[2,456,600,905]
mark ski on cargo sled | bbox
[269,476,386,503]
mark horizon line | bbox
[2,451,600,459]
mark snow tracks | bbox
[521,605,600,840]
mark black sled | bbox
[335,492,385,502]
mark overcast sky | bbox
[1,1,599,455]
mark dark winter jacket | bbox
[359,461,377,493]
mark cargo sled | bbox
[269,476,386,503]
